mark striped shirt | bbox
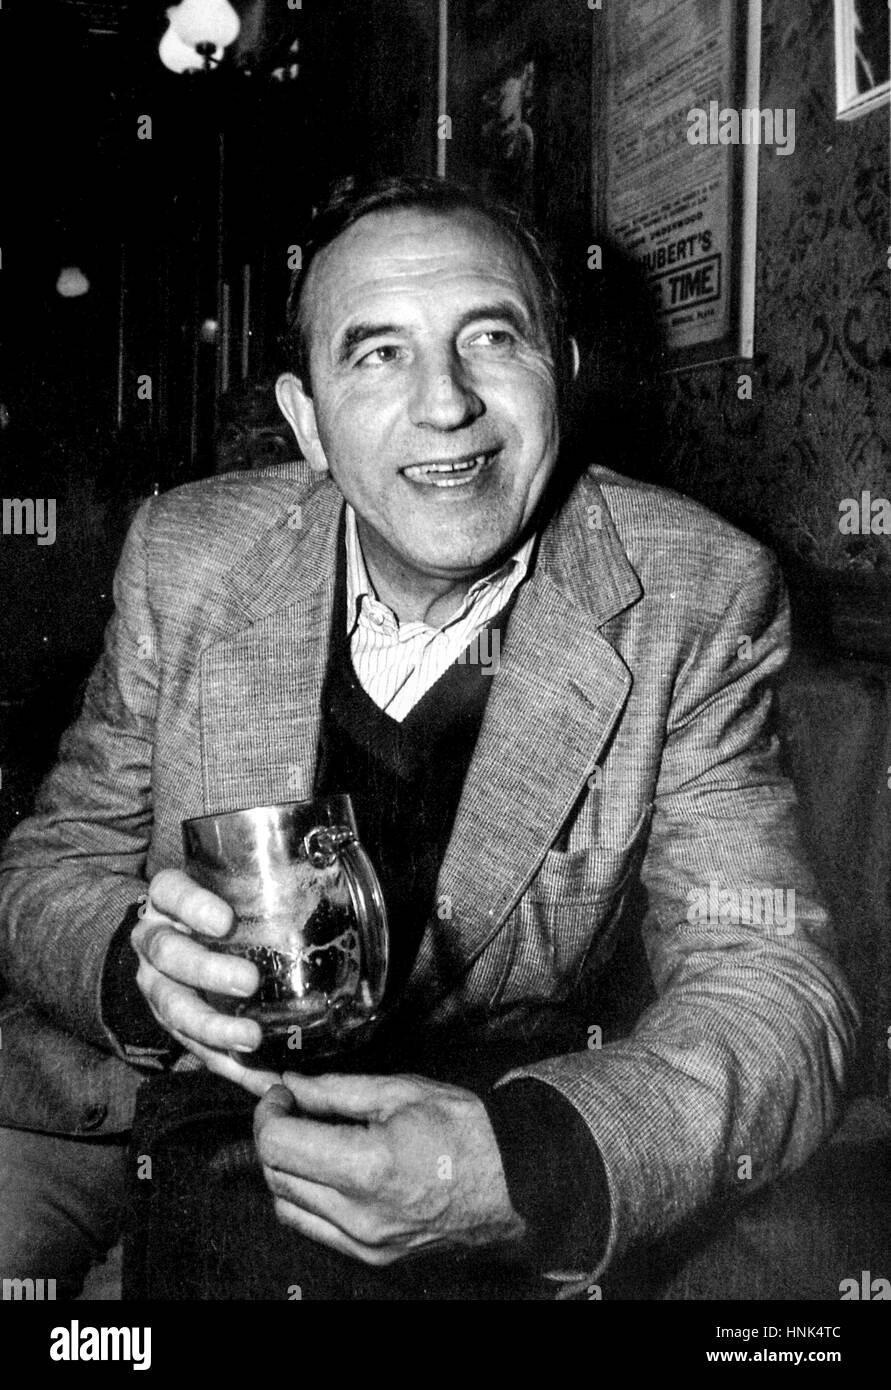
[345,504,534,722]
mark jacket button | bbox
[80,1103,108,1132]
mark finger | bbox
[132,920,258,998]
[271,1197,399,1268]
[253,1110,381,1193]
[277,1072,411,1121]
[267,1177,451,1266]
[146,867,235,937]
[262,1166,362,1235]
[262,1164,431,1253]
[139,969,262,1052]
[174,1033,283,1098]
[253,1083,297,1137]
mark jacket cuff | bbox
[483,1077,610,1272]
[100,901,182,1063]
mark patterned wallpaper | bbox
[659,0,891,578]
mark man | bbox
[0,175,858,1299]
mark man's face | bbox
[276,207,561,586]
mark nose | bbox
[409,349,484,432]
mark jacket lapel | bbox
[401,473,642,1008]
[196,467,643,1015]
[199,479,342,814]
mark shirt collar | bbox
[344,502,535,631]
[345,503,376,617]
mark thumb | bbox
[253,1082,297,1136]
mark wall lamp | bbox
[159,0,241,74]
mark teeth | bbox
[405,453,490,478]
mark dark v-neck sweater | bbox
[311,526,516,1003]
[309,528,609,1271]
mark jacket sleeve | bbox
[495,549,860,1282]
[0,498,163,1059]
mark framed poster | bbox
[834,0,891,120]
[596,0,762,368]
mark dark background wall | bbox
[658,0,890,646]
[0,0,438,705]
[0,0,440,827]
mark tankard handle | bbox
[339,839,389,1011]
[303,825,389,1012]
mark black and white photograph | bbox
[475,53,538,215]
[0,0,889,1351]
[835,0,891,119]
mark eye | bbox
[356,344,404,367]
[464,328,519,351]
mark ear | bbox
[568,336,581,382]
[275,373,329,473]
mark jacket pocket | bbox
[490,806,653,1007]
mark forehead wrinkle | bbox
[328,256,533,309]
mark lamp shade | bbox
[56,267,90,298]
[159,19,212,72]
[169,0,241,49]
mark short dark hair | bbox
[281,174,571,397]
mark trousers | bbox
[0,1125,127,1299]
[2,1096,889,1301]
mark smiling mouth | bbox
[401,450,500,488]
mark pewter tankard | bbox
[182,794,389,1068]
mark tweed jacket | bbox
[0,462,859,1276]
